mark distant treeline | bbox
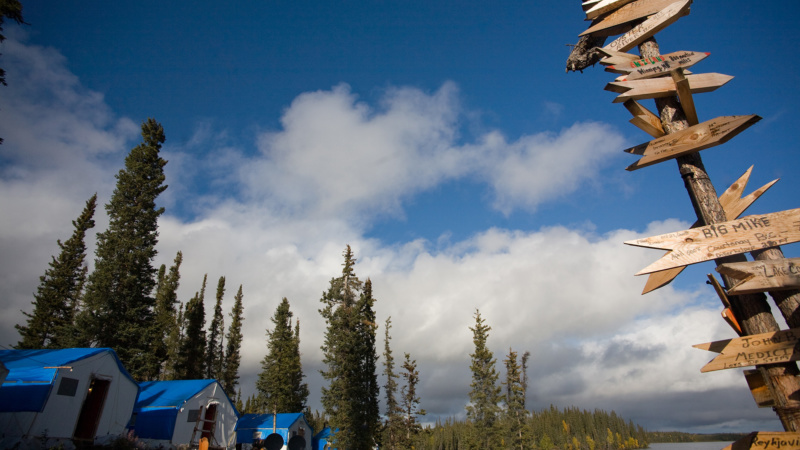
[647,431,749,443]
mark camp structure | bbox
[128,379,238,449]
[0,348,139,449]
[235,413,313,450]
[312,427,334,450]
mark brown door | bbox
[73,378,110,441]
[201,403,217,441]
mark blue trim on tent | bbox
[0,348,136,413]
[235,413,309,444]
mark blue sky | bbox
[2,0,799,433]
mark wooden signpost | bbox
[623,115,760,170]
[723,432,800,450]
[623,99,665,137]
[693,327,800,373]
[607,51,709,81]
[581,0,680,37]
[598,48,640,67]
[717,258,800,295]
[641,166,778,294]
[605,72,733,103]
[603,0,692,53]
[626,207,800,275]
[744,369,775,408]
[584,0,638,20]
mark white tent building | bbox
[0,348,139,448]
[128,379,238,448]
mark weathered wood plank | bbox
[605,73,733,103]
[609,50,709,80]
[723,432,800,450]
[624,115,760,171]
[626,208,800,275]
[693,327,800,373]
[603,0,692,53]
[744,370,775,408]
[717,258,800,295]
[672,69,699,125]
[581,0,679,37]
[598,48,640,66]
[623,99,665,137]
[585,0,638,20]
[640,166,778,293]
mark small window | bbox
[188,409,200,422]
[57,377,79,396]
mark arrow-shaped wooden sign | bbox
[608,51,709,81]
[693,328,800,373]
[717,258,800,295]
[641,167,778,293]
[582,0,685,37]
[626,207,800,275]
[584,0,638,20]
[724,432,800,450]
[623,99,665,137]
[603,0,692,53]
[624,115,760,171]
[605,72,733,103]
[598,48,640,67]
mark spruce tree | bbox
[400,352,425,446]
[153,251,182,379]
[319,246,380,450]
[16,194,96,349]
[257,297,308,413]
[78,119,168,379]
[503,348,529,450]
[206,276,226,379]
[221,284,244,394]
[382,317,403,450]
[466,309,502,449]
[178,275,207,379]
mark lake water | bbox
[649,443,734,450]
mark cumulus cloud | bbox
[0,36,777,434]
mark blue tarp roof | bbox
[235,413,309,444]
[313,427,336,450]
[0,348,134,413]
[134,379,217,411]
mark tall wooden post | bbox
[638,37,800,431]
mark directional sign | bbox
[603,0,692,53]
[641,166,778,293]
[605,72,733,103]
[623,115,760,171]
[623,99,665,137]
[585,0,638,20]
[717,258,800,295]
[582,0,686,37]
[608,51,710,81]
[724,432,800,450]
[626,208,800,275]
[598,48,640,67]
[693,328,800,373]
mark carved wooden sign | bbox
[623,115,760,170]
[625,208,800,275]
[603,0,692,53]
[723,432,800,450]
[717,258,800,295]
[693,328,800,373]
[581,0,679,37]
[584,0,638,20]
[609,51,710,81]
[605,72,733,103]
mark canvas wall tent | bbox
[312,427,334,450]
[0,348,139,448]
[235,413,313,450]
[129,379,238,448]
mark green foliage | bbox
[16,194,96,349]
[154,251,182,380]
[206,276,226,379]
[177,274,207,379]
[400,352,425,446]
[78,119,168,380]
[319,246,380,450]
[503,348,529,450]
[382,317,403,450]
[466,309,502,448]
[257,297,309,414]
[221,284,245,394]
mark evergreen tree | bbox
[221,284,244,394]
[382,317,403,450]
[400,352,425,446]
[78,119,168,379]
[466,309,502,449]
[153,251,182,379]
[178,275,207,379]
[503,348,529,450]
[16,194,96,349]
[162,301,185,380]
[319,246,380,450]
[257,297,308,413]
[206,276,226,379]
